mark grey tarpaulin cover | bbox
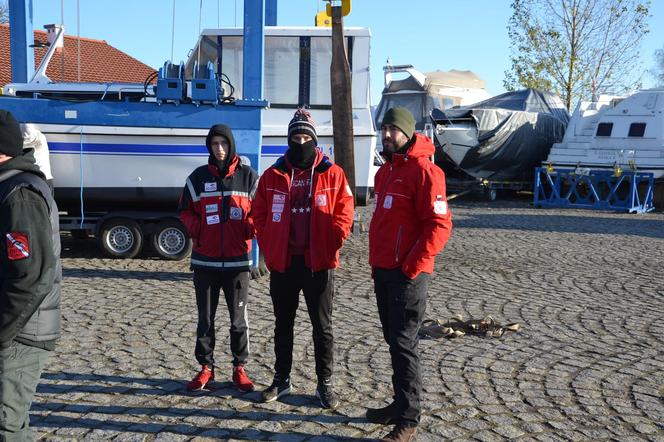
[431,89,569,181]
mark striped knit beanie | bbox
[288,108,318,146]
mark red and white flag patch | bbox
[6,232,30,260]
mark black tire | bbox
[98,218,143,259]
[484,187,498,202]
[151,219,191,260]
[356,187,370,207]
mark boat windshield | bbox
[186,32,371,109]
[375,93,448,130]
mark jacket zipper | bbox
[395,225,403,263]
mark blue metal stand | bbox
[533,167,655,213]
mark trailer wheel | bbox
[98,218,143,259]
[484,187,498,201]
[151,219,191,260]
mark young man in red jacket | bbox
[367,107,453,442]
[178,124,258,393]
[251,109,354,409]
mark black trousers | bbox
[193,268,250,367]
[269,255,334,380]
[374,267,429,427]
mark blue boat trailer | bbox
[533,167,655,214]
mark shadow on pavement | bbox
[62,268,191,281]
[33,415,374,440]
[454,213,664,238]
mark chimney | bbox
[44,24,65,49]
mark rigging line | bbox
[217,0,220,28]
[76,0,80,82]
[197,0,203,66]
[234,0,237,27]
[170,0,176,62]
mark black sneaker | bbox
[366,401,398,424]
[315,378,340,409]
[261,377,292,403]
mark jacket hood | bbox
[0,149,45,179]
[206,124,236,176]
[391,133,435,164]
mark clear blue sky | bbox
[30,0,664,105]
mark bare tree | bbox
[654,46,664,87]
[0,1,9,24]
[504,0,650,110]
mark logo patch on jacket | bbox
[316,194,327,207]
[434,200,448,215]
[230,207,243,220]
[6,232,30,260]
[204,182,217,192]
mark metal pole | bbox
[8,0,34,83]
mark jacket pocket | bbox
[394,225,403,263]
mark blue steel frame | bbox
[9,0,35,83]
[533,167,655,214]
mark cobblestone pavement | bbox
[32,198,663,441]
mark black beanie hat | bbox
[288,108,318,146]
[205,123,236,160]
[0,110,24,158]
[382,107,416,139]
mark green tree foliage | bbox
[504,0,650,110]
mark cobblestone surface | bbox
[32,198,664,441]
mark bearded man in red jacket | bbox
[251,109,354,409]
[367,107,453,442]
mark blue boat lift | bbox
[533,166,655,214]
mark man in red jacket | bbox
[367,107,453,442]
[251,109,354,409]
[178,124,258,393]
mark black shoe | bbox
[366,401,399,424]
[261,377,292,403]
[315,378,340,409]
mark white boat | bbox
[545,89,664,178]
[1,26,378,208]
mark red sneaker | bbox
[232,365,255,392]
[187,365,214,391]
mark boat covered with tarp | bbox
[431,88,570,181]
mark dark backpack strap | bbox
[0,171,53,214]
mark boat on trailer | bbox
[0,23,377,258]
[431,88,570,182]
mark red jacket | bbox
[251,151,354,273]
[178,156,259,271]
[369,133,452,279]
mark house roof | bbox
[0,24,156,85]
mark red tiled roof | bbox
[0,24,156,85]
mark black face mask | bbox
[287,139,317,169]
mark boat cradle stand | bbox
[533,167,655,214]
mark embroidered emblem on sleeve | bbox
[230,207,243,220]
[6,232,30,260]
[434,200,448,215]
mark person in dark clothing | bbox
[251,109,354,409]
[367,107,453,442]
[178,124,259,392]
[0,110,61,440]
